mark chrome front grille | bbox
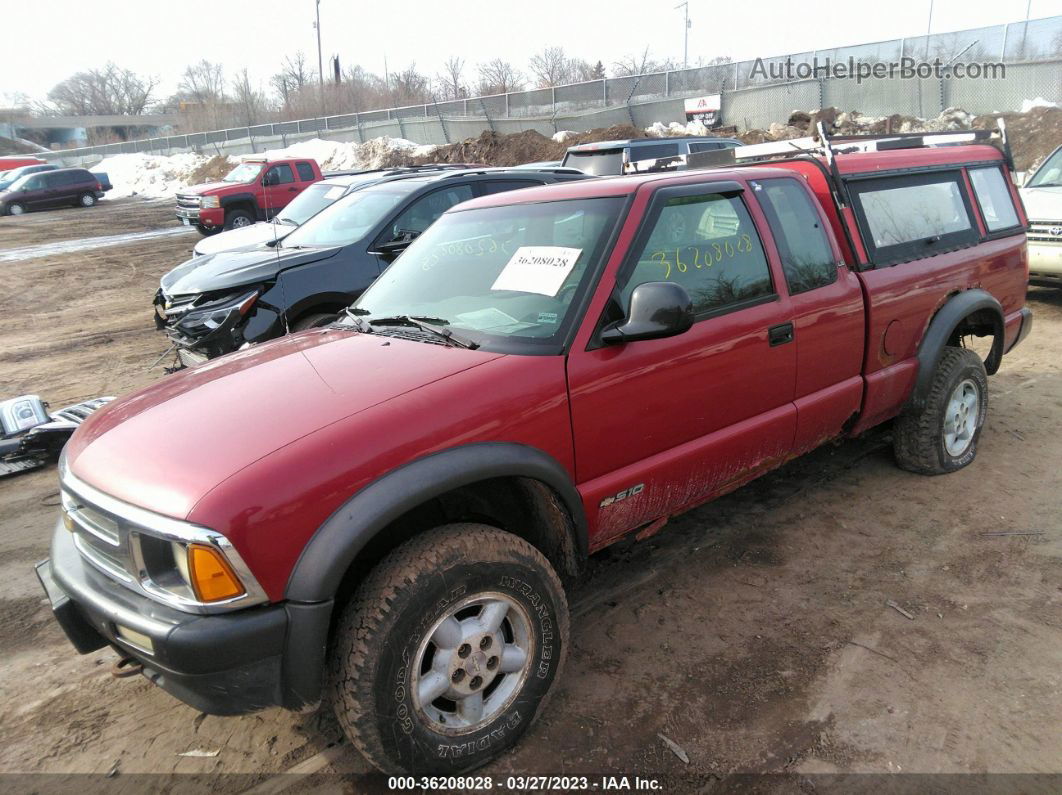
[1028,221,1062,245]
[175,194,201,210]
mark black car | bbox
[154,167,588,367]
[561,136,743,176]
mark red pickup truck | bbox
[175,156,323,235]
[39,128,1030,775]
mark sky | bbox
[3,0,1061,106]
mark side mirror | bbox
[600,282,694,344]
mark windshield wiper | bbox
[1029,181,1062,188]
[274,217,298,226]
[368,315,479,350]
[342,307,372,332]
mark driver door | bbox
[262,164,297,216]
[566,183,798,547]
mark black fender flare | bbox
[284,442,588,603]
[220,192,259,217]
[909,289,1004,412]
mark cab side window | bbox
[266,164,295,184]
[752,177,837,294]
[620,192,773,315]
[390,185,474,239]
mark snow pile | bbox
[552,130,577,143]
[96,136,440,198]
[93,152,232,199]
[645,119,714,137]
[1020,97,1059,113]
[259,136,437,170]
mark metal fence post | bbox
[665,70,671,96]
[505,93,510,118]
[478,98,495,133]
[247,127,256,154]
[552,86,557,114]
[602,78,607,107]
[1000,23,1009,61]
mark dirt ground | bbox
[0,200,1060,789]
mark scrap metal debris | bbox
[657,733,690,764]
[885,599,916,620]
[177,749,220,758]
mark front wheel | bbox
[330,524,569,775]
[223,208,254,230]
[6,202,26,216]
[893,346,988,474]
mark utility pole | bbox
[315,0,324,112]
[675,2,690,69]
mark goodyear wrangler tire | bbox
[894,346,988,475]
[330,523,569,775]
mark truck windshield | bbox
[223,162,264,183]
[562,149,625,176]
[282,188,408,248]
[277,182,347,226]
[1026,147,1062,188]
[350,197,624,349]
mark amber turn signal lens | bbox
[188,544,245,602]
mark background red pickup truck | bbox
[41,130,1031,776]
[175,156,323,235]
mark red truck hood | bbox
[184,181,244,195]
[66,330,504,518]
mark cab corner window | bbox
[850,170,977,266]
[968,166,1020,233]
[621,192,773,316]
[752,178,837,294]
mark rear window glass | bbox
[850,171,978,266]
[968,166,1020,232]
[296,162,315,181]
[562,149,624,176]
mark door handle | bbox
[768,322,794,346]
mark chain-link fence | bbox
[39,15,1062,163]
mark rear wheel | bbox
[894,346,988,474]
[78,192,97,207]
[330,524,569,775]
[223,208,254,230]
[6,202,26,216]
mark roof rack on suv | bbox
[437,166,585,179]
[321,163,482,179]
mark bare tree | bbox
[47,63,158,116]
[436,56,467,100]
[476,59,525,94]
[390,63,431,106]
[232,68,269,126]
[611,47,676,77]
[529,47,573,88]
[271,52,315,110]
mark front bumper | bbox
[38,520,331,715]
[1028,241,1062,286]
[176,205,223,227]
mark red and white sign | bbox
[684,94,722,127]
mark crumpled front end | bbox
[154,286,276,366]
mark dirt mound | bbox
[379,124,647,169]
[186,155,234,185]
[973,106,1062,172]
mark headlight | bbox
[178,290,259,330]
[137,534,247,603]
[200,195,220,208]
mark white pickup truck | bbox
[1021,143,1062,287]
